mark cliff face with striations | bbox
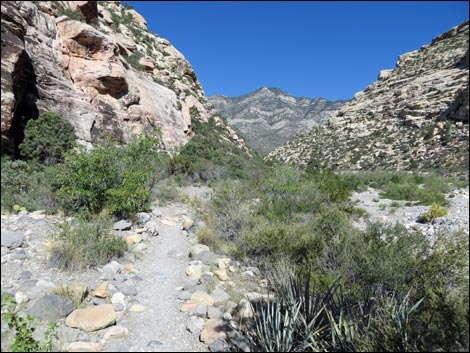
[1,1,245,156]
[209,87,347,154]
[267,21,469,173]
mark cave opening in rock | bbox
[7,50,39,159]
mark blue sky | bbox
[130,1,469,101]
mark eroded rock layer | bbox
[1,1,244,154]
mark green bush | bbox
[19,112,77,165]
[57,8,84,21]
[169,115,259,182]
[1,159,60,213]
[340,171,467,206]
[123,51,144,71]
[57,131,163,217]
[417,203,448,223]
[48,214,126,270]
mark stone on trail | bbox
[63,342,104,352]
[124,234,142,245]
[186,315,205,334]
[113,220,132,231]
[207,306,223,320]
[103,325,129,341]
[111,292,126,308]
[189,244,210,258]
[27,294,75,321]
[211,289,230,304]
[136,212,151,224]
[191,291,215,305]
[145,220,159,236]
[185,262,204,280]
[50,282,88,304]
[94,282,108,298]
[129,304,145,312]
[182,219,194,231]
[189,302,208,317]
[1,231,24,249]
[200,319,229,345]
[66,304,116,331]
[214,269,228,281]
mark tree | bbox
[19,112,77,165]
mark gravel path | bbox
[118,203,207,352]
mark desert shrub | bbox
[19,112,77,165]
[1,294,57,352]
[417,203,448,223]
[236,269,424,352]
[152,177,179,204]
[123,51,144,71]
[169,116,259,182]
[412,231,469,352]
[1,159,60,213]
[57,8,84,21]
[342,171,467,206]
[257,165,319,221]
[203,179,252,244]
[196,226,222,251]
[48,214,126,270]
[57,131,164,217]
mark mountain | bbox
[1,1,244,156]
[208,88,347,154]
[267,21,469,173]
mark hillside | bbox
[267,21,469,173]
[1,1,245,156]
[209,87,347,154]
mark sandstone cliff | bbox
[1,1,244,156]
[209,87,347,154]
[267,21,469,173]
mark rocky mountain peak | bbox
[267,20,469,173]
[209,88,347,154]
[1,1,245,156]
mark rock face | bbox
[268,21,469,172]
[1,1,243,155]
[209,87,347,154]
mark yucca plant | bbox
[235,267,424,352]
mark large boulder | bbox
[66,304,116,331]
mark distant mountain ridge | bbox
[209,88,348,154]
[267,20,469,173]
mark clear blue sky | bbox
[130,1,469,101]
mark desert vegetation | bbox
[1,111,468,352]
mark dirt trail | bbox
[118,203,207,352]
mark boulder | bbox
[50,282,88,304]
[28,294,75,321]
[186,315,205,334]
[113,220,132,231]
[1,231,24,249]
[66,304,116,331]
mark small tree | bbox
[19,112,77,165]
